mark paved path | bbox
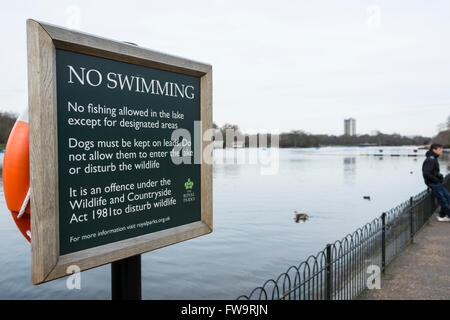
[359,213,450,300]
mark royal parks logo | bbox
[184,178,194,190]
[183,178,196,203]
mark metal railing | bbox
[237,174,449,300]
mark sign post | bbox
[26,19,213,288]
[111,255,141,300]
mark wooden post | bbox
[112,255,142,300]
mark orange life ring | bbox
[2,107,30,242]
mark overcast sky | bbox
[1,1,449,137]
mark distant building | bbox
[344,118,356,136]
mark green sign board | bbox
[27,20,212,284]
[56,49,202,254]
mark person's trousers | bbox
[428,182,450,217]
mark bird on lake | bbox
[294,211,308,223]
[363,196,371,200]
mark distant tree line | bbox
[276,131,430,148]
[437,115,450,132]
[213,123,432,148]
[0,111,17,148]
[432,115,450,147]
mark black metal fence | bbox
[237,174,450,300]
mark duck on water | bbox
[294,211,309,223]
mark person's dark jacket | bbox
[422,150,444,186]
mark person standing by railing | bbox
[422,143,450,222]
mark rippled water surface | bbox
[0,147,448,299]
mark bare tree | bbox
[0,111,17,147]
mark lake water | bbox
[0,147,448,299]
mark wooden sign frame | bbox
[27,19,212,284]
